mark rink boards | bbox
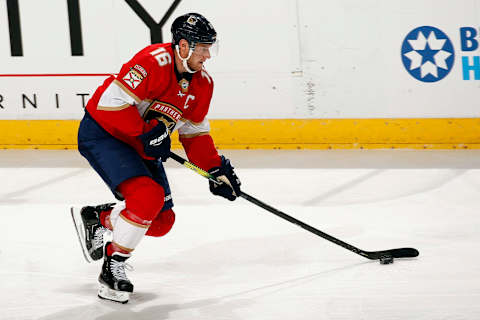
[1,118,480,150]
[1,1,480,149]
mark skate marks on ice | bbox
[0,168,87,204]
[302,169,384,205]
[143,233,367,274]
[1,150,480,319]
[302,169,467,206]
[36,297,240,320]
[0,150,86,168]
[38,263,367,320]
[36,233,370,320]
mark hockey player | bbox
[71,13,241,303]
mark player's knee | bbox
[146,209,176,237]
[118,176,165,223]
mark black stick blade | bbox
[365,248,419,260]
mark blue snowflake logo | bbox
[401,26,455,82]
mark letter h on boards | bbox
[462,56,480,80]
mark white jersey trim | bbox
[177,118,211,136]
[98,81,138,110]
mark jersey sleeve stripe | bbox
[180,117,203,126]
[179,132,210,139]
[97,104,131,111]
[119,213,150,228]
[113,79,142,103]
[178,118,211,136]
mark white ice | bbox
[1,149,479,320]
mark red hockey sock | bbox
[106,242,131,256]
[100,209,113,230]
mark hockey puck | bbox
[379,255,394,264]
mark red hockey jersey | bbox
[85,43,221,170]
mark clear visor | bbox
[192,41,219,57]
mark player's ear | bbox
[179,39,189,55]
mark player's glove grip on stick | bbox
[208,156,241,201]
[139,121,171,161]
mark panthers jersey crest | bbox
[143,100,183,132]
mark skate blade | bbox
[70,207,93,263]
[98,282,130,304]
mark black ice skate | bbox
[98,243,134,304]
[70,203,114,263]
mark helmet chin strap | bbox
[175,45,197,74]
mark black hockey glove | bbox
[208,156,241,201]
[138,121,171,161]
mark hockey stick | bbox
[168,152,419,261]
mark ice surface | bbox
[1,149,480,320]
